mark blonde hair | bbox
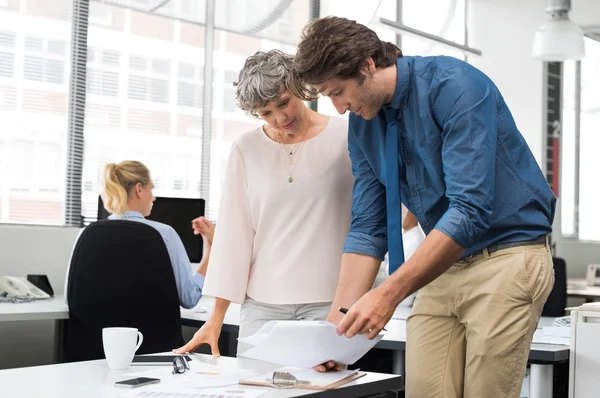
[102,160,151,215]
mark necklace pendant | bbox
[288,177,293,183]
[289,152,293,155]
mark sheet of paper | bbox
[243,366,358,387]
[119,384,267,398]
[532,329,570,345]
[238,320,383,368]
[126,362,258,389]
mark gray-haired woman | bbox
[174,50,352,359]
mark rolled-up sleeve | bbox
[202,143,255,304]
[166,228,204,309]
[343,123,388,260]
[432,66,497,249]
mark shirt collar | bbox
[387,56,412,111]
[108,210,145,220]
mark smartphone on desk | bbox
[115,377,160,388]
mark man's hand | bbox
[192,217,215,246]
[336,284,396,340]
[313,361,343,373]
[312,311,346,372]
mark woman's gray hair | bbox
[234,50,315,116]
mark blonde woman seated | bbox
[175,50,354,358]
[65,161,212,309]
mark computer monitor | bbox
[97,196,205,263]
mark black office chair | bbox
[64,220,184,362]
[542,257,567,317]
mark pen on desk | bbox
[338,307,387,332]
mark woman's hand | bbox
[192,217,215,246]
[173,321,222,357]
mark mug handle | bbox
[134,331,144,352]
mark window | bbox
[26,0,71,22]
[2,0,313,226]
[9,141,33,192]
[177,62,203,108]
[127,54,170,103]
[0,30,15,78]
[89,1,113,26]
[561,38,600,241]
[222,70,238,113]
[87,47,120,97]
[0,0,19,12]
[38,144,61,192]
[0,0,71,225]
[23,35,67,84]
[81,2,207,224]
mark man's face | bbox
[315,75,386,120]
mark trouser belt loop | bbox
[482,247,490,258]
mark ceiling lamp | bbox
[533,0,585,61]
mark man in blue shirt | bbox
[293,17,556,397]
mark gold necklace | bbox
[281,141,302,163]
[277,131,304,183]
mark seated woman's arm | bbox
[166,228,205,309]
[192,216,215,277]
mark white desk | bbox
[1,296,569,397]
[567,278,600,300]
[0,296,229,323]
[0,352,402,397]
[0,296,68,321]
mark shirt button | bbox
[412,191,417,197]
[406,159,412,164]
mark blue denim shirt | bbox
[343,56,556,260]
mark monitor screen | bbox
[97,196,205,263]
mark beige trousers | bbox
[406,240,554,398]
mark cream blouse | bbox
[203,117,354,304]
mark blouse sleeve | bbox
[202,143,255,304]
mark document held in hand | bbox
[238,320,383,368]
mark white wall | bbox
[468,0,546,164]
[468,0,600,277]
[0,225,81,292]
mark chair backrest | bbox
[64,220,184,362]
[542,257,567,317]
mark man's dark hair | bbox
[292,16,402,92]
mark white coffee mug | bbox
[102,327,143,370]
